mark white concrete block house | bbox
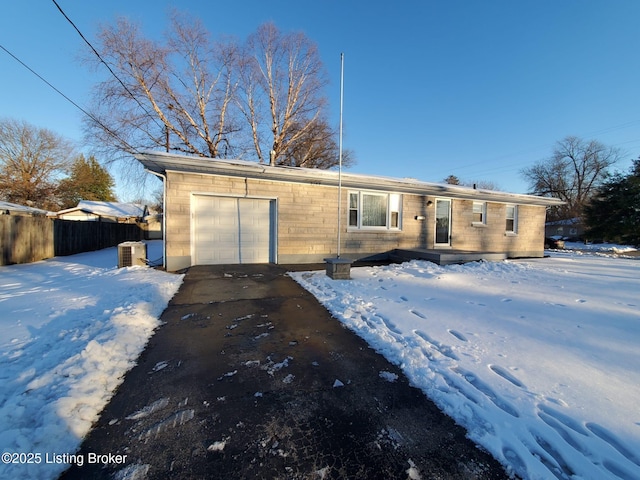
[136,152,564,271]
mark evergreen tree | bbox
[57,154,116,209]
[584,158,640,246]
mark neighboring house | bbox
[545,217,584,240]
[142,212,163,240]
[136,152,564,271]
[54,201,149,223]
[0,200,50,216]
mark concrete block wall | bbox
[449,200,546,256]
[163,171,547,269]
[165,172,435,266]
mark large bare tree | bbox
[236,22,332,166]
[278,116,355,169]
[0,118,74,210]
[85,11,239,159]
[521,136,620,220]
[85,15,344,170]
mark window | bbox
[472,201,486,224]
[348,191,401,230]
[505,205,518,233]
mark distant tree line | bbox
[0,118,116,211]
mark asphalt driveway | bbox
[60,264,513,480]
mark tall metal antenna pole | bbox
[337,53,344,258]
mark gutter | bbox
[136,151,566,208]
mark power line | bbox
[51,0,164,130]
[0,43,138,153]
[439,128,640,182]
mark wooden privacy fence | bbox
[0,215,143,266]
[0,215,53,266]
[53,219,143,256]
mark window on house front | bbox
[472,201,486,224]
[505,205,518,233]
[348,191,401,230]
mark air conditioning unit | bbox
[118,241,147,268]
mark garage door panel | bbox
[193,195,272,265]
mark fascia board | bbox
[136,152,565,207]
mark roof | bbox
[546,217,582,226]
[0,200,50,215]
[55,201,148,219]
[136,151,565,207]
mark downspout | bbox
[145,169,167,270]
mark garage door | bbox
[193,196,273,264]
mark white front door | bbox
[193,195,273,264]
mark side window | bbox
[506,205,518,233]
[389,194,401,228]
[349,193,359,227]
[472,201,486,224]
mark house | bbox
[545,217,584,241]
[142,212,163,240]
[136,152,564,271]
[0,200,50,216]
[53,201,149,223]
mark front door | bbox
[435,199,451,247]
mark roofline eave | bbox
[135,151,566,207]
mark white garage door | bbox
[193,196,273,264]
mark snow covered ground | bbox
[1,241,638,480]
[0,242,183,480]
[291,245,640,480]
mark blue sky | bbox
[1,0,639,199]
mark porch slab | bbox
[390,248,507,266]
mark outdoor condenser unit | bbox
[118,241,147,268]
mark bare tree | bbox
[465,180,500,190]
[0,118,74,210]
[521,136,620,220]
[237,22,331,166]
[85,11,239,159]
[85,14,344,171]
[279,116,355,169]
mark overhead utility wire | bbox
[51,0,164,130]
[0,43,138,153]
[445,127,640,180]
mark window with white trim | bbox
[348,191,401,230]
[505,205,518,233]
[472,201,486,225]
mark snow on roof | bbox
[136,151,565,207]
[545,217,582,226]
[57,201,147,219]
[0,200,50,215]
